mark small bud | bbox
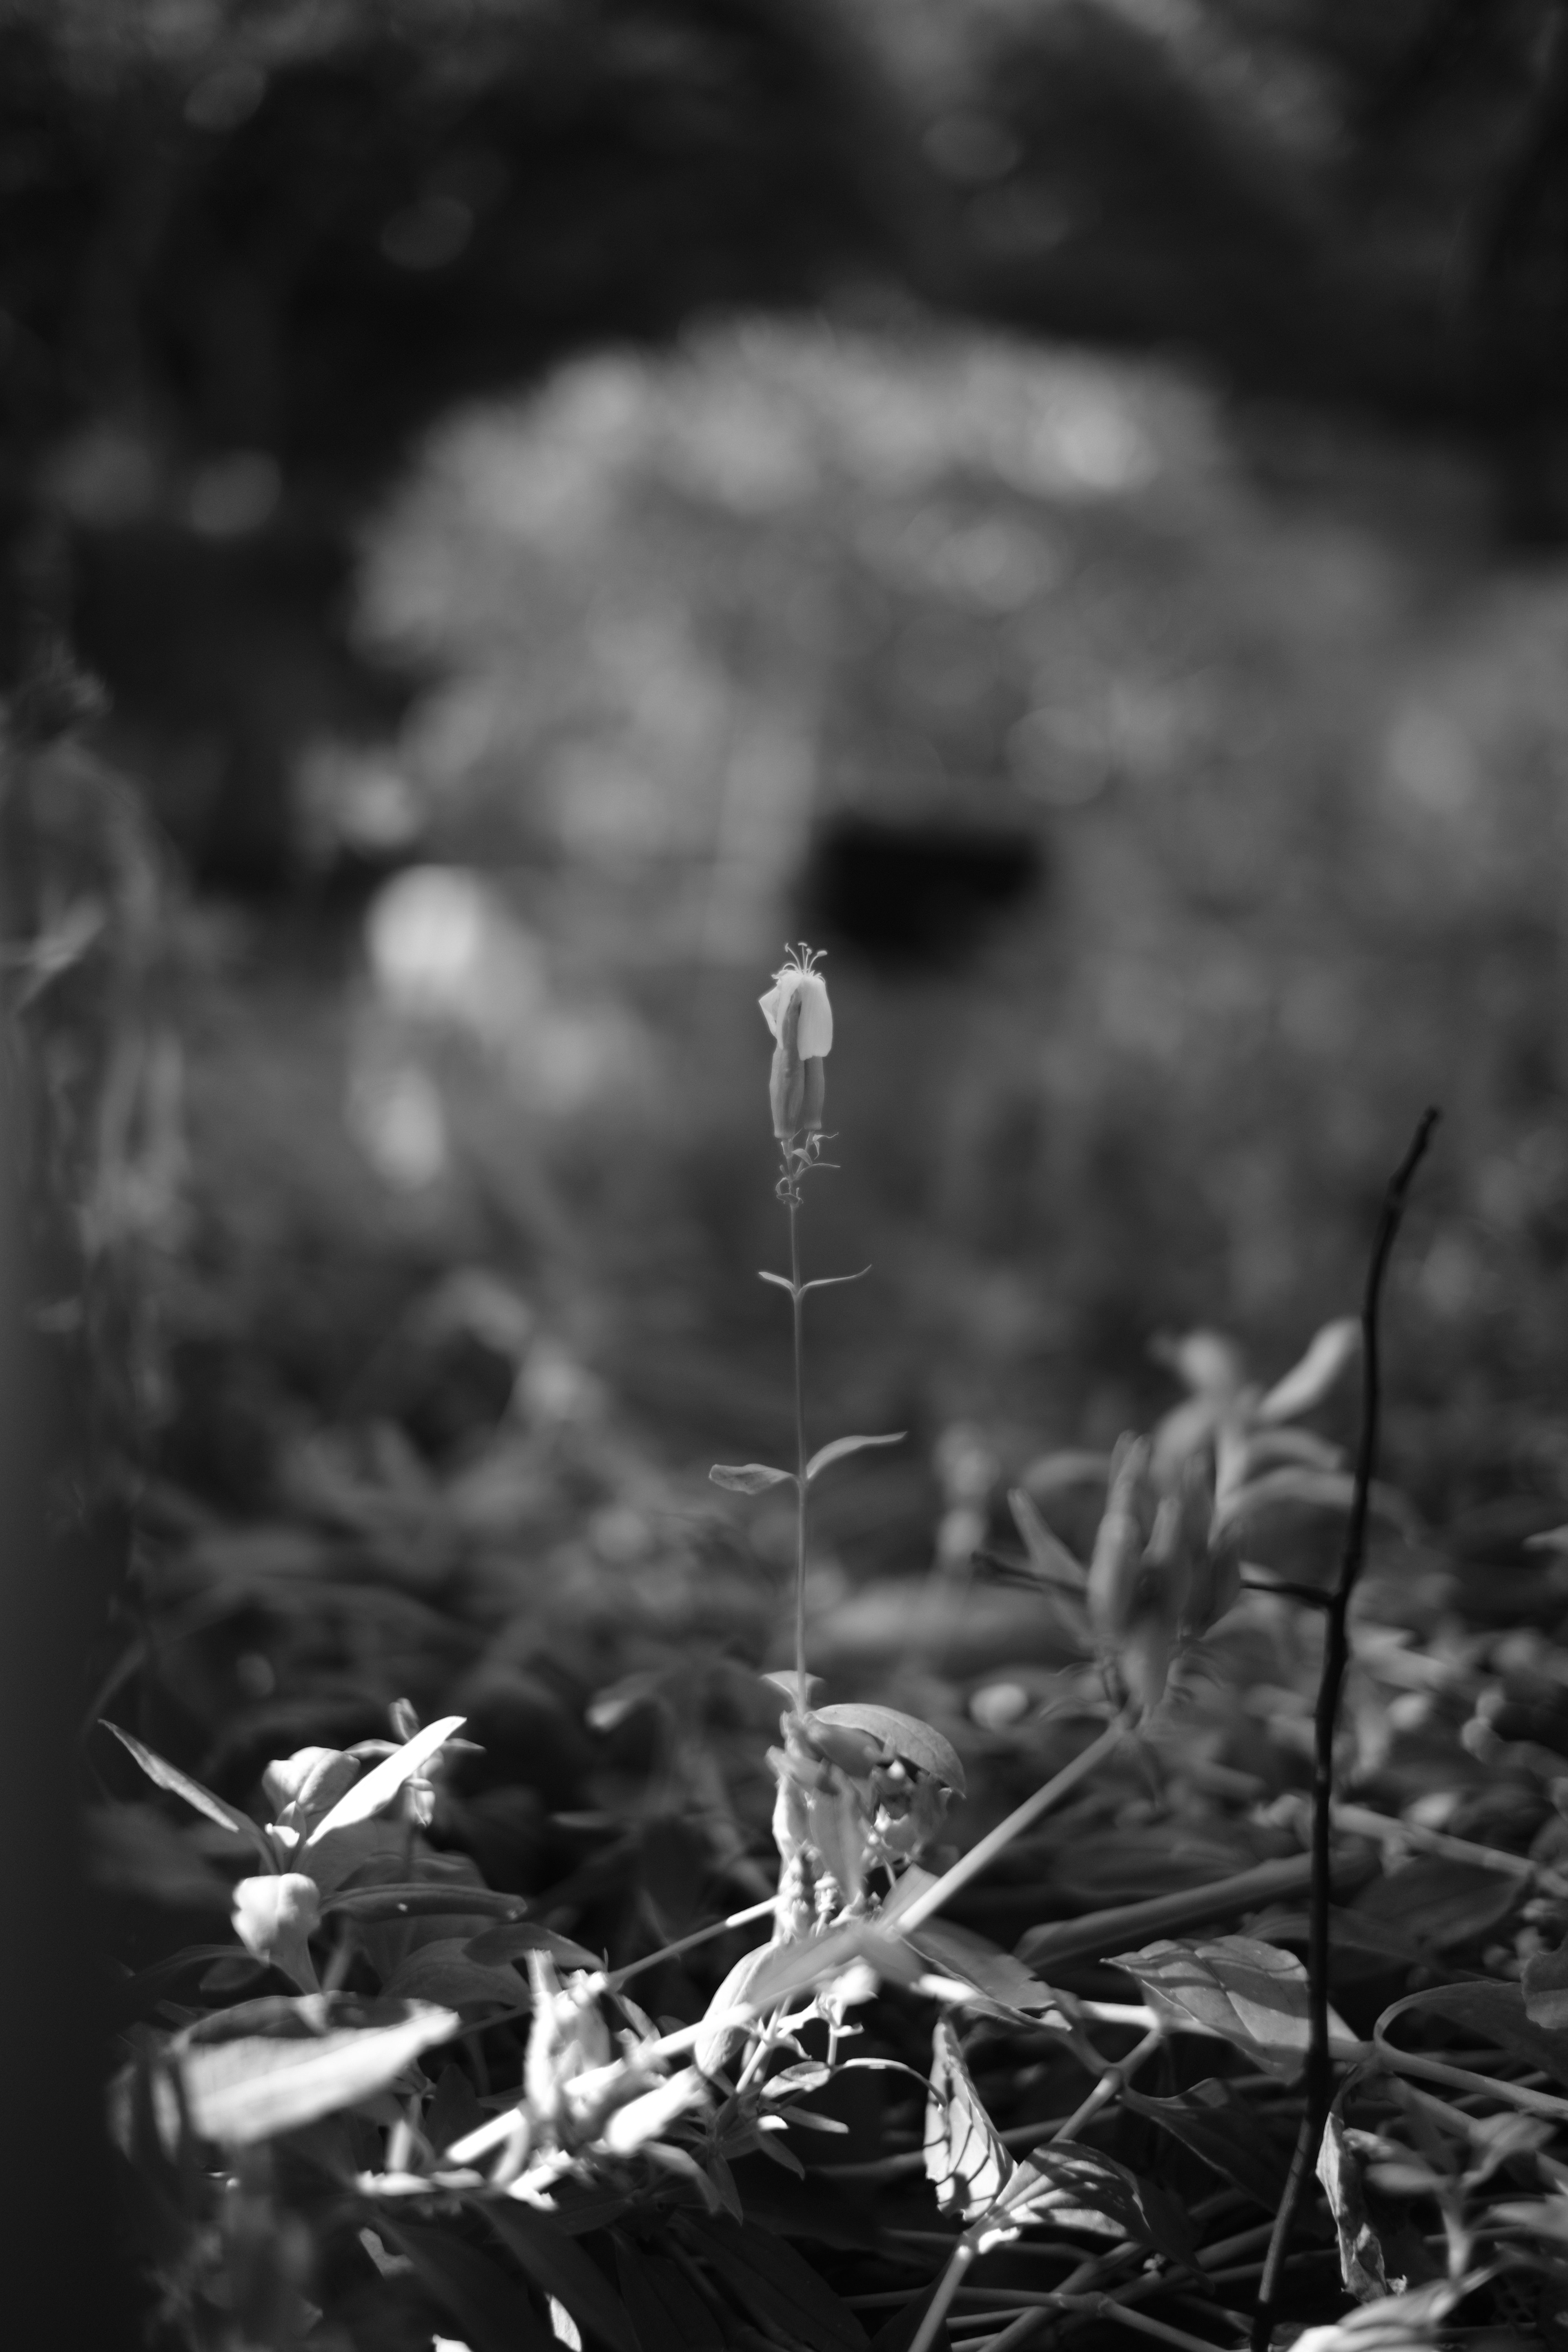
[232,1872,321,1992]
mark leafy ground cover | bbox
[13,750,1567,2352]
[11,317,1568,2352]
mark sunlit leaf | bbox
[708,1462,794,1493]
[1111,1934,1361,2080]
[688,2216,869,2352]
[307,1717,467,1842]
[805,1432,905,1481]
[924,2016,1013,2221]
[1003,2142,1196,2263]
[174,1997,457,2144]
[100,1723,276,1870]
[809,1703,965,1792]
[736,1923,924,2018]
[906,1918,1058,2023]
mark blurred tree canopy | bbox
[2,0,1567,877]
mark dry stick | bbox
[1250,1107,1439,2352]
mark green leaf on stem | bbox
[305,1716,466,1842]
[1110,1934,1359,2081]
[805,1432,905,1481]
[1256,1317,1360,1424]
[1120,2078,1292,2210]
[810,1704,965,1793]
[174,1996,458,2144]
[1007,1489,1088,1590]
[100,1722,278,1871]
[709,1462,795,1494]
[1003,2141,1196,2263]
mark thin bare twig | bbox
[1251,1107,1438,2352]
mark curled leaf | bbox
[809,1703,965,1795]
[805,1432,905,1482]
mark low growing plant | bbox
[94,949,1568,2352]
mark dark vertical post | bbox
[0,757,129,2348]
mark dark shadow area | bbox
[800,815,1045,967]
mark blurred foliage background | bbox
[5,0,1568,1600]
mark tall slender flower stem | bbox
[789,1184,808,1698]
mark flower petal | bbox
[795,972,832,1058]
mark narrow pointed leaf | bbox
[688,2216,869,2352]
[1256,1318,1360,1424]
[100,1722,276,1869]
[1120,2079,1290,2210]
[805,1432,905,1482]
[1007,1490,1088,1590]
[322,1883,531,1924]
[384,2221,553,2352]
[485,2205,639,2352]
[801,1265,872,1294]
[463,1923,601,1970]
[306,1717,466,1842]
[612,2245,724,2352]
[708,1462,795,1494]
[758,1270,796,1293]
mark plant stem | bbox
[1250,1107,1438,2352]
[909,2238,978,2352]
[788,1185,808,1698]
[897,1711,1132,1933]
[1047,2025,1163,2145]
